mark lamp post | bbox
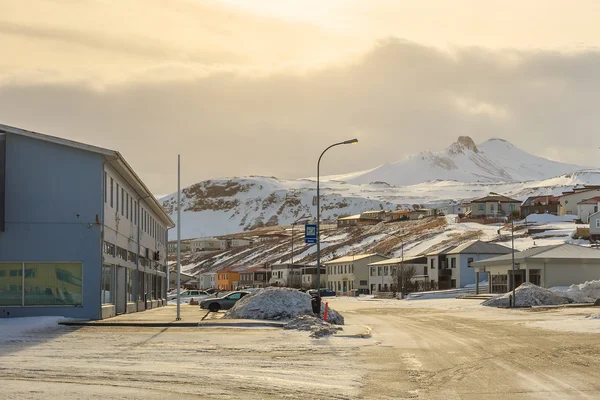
[316,138,358,313]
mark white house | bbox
[191,237,224,252]
[324,254,389,295]
[577,197,600,223]
[367,256,428,293]
[198,272,217,290]
[469,194,521,218]
[558,186,600,216]
[427,240,512,289]
[268,263,304,288]
[230,238,254,248]
[472,243,600,294]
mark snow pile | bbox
[320,306,345,325]
[0,316,66,343]
[563,280,600,303]
[482,283,572,307]
[223,287,313,320]
[586,314,600,320]
[284,315,342,338]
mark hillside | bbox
[331,137,588,186]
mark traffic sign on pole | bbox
[305,224,318,244]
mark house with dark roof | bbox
[520,195,560,217]
[426,240,513,289]
[471,243,600,294]
[470,194,521,218]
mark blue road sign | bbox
[305,224,318,244]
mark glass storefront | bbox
[102,264,114,304]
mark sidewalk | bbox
[59,304,286,328]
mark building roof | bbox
[577,196,600,205]
[471,243,600,267]
[446,240,513,255]
[338,214,362,221]
[324,253,388,265]
[216,264,247,273]
[425,245,458,256]
[471,194,520,203]
[0,123,175,227]
[368,255,428,266]
[362,210,385,215]
[240,265,267,273]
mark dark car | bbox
[307,289,336,297]
[200,291,251,312]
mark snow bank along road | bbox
[2,300,600,399]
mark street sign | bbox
[305,224,318,244]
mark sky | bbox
[2,0,600,195]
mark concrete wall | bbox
[0,133,103,319]
[544,263,600,288]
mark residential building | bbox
[337,213,384,228]
[383,210,410,222]
[301,266,326,289]
[425,245,457,289]
[437,203,469,216]
[255,233,288,243]
[238,265,270,288]
[470,194,521,218]
[520,196,560,217]
[407,209,430,220]
[367,256,428,293]
[337,214,361,227]
[0,124,174,320]
[324,254,389,295]
[167,240,191,253]
[191,237,224,252]
[229,238,254,248]
[472,243,600,294]
[198,272,217,290]
[589,211,600,242]
[558,186,600,216]
[268,263,305,288]
[577,197,600,223]
[216,265,246,291]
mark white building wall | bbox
[577,203,599,223]
[559,190,600,216]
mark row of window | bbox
[329,280,354,292]
[328,264,355,275]
[0,262,83,306]
[104,171,167,245]
[101,264,166,304]
[103,241,165,272]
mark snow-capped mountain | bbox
[160,137,597,238]
[328,136,588,186]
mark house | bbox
[336,213,383,228]
[383,210,410,222]
[198,272,217,290]
[190,237,224,252]
[0,124,174,320]
[470,194,521,218]
[324,254,389,295]
[520,196,560,217]
[425,245,457,289]
[229,238,254,248]
[337,214,361,227]
[255,233,289,243]
[558,186,600,216]
[238,265,270,288]
[577,197,600,223]
[437,203,469,216]
[216,265,247,291]
[589,211,600,242]
[407,209,430,220]
[167,240,191,253]
[361,210,386,221]
[471,243,600,294]
[268,263,305,288]
[367,256,428,293]
[300,266,326,289]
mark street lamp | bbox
[315,138,358,313]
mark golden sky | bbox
[1,0,600,192]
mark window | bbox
[134,201,137,224]
[116,183,120,212]
[596,219,600,229]
[490,204,495,212]
[110,178,114,208]
[450,279,456,288]
[227,292,243,300]
[377,267,382,276]
[370,267,376,276]
[102,264,114,304]
[384,266,389,276]
[344,265,347,274]
[451,258,456,268]
[430,258,434,269]
[128,251,137,264]
[138,271,144,301]
[121,188,125,216]
[360,280,367,286]
[0,263,23,305]
[104,172,107,203]
[126,193,129,219]
[468,257,474,267]
[126,269,135,302]
[478,204,484,210]
[103,241,116,256]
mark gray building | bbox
[0,124,174,320]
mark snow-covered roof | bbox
[446,240,513,255]
[324,253,388,264]
[368,255,427,266]
[0,123,175,227]
[338,214,361,220]
[471,194,520,203]
[471,243,600,267]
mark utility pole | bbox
[176,154,181,321]
[511,217,515,307]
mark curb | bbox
[335,325,373,338]
[59,321,286,328]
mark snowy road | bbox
[2,301,600,399]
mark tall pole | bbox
[291,223,294,267]
[316,139,358,314]
[176,154,181,320]
[511,217,515,307]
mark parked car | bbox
[307,289,336,297]
[200,291,251,312]
[167,290,210,301]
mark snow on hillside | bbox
[336,136,588,186]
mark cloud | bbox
[0,38,599,194]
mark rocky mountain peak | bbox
[448,136,479,154]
